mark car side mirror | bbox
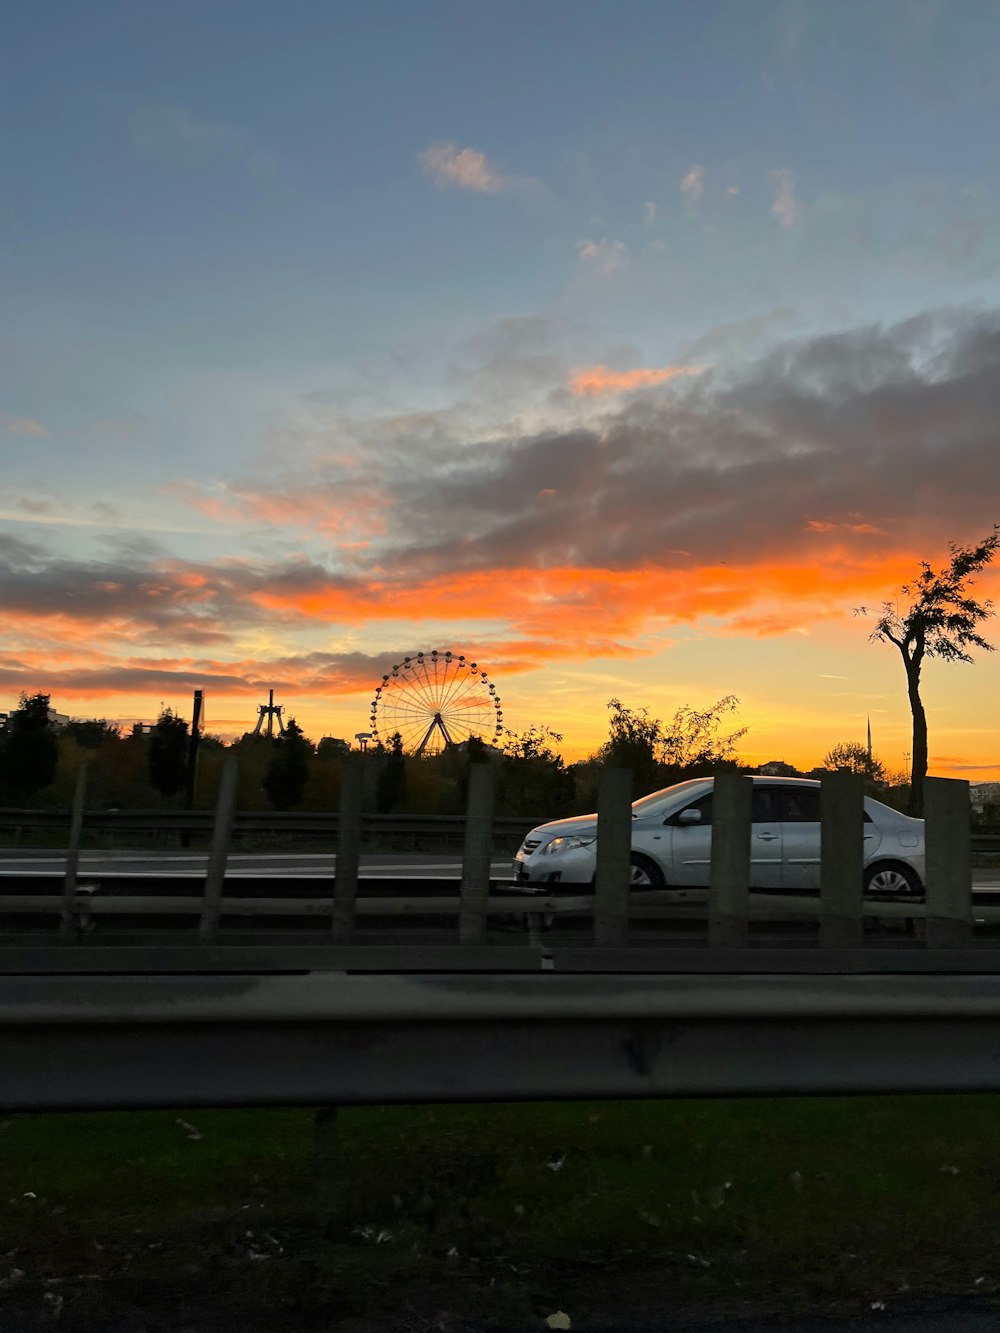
[678,808,702,825]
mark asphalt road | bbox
[0,848,516,879]
[0,847,997,889]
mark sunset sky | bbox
[3,0,1000,774]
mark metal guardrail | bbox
[0,806,538,839]
[0,766,988,954]
[6,969,1000,1108]
[1,802,997,852]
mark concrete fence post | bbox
[198,755,239,943]
[820,771,865,948]
[593,767,632,947]
[59,761,90,942]
[332,753,363,942]
[459,762,496,944]
[709,771,752,948]
[924,776,972,948]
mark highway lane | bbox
[0,848,515,880]
[0,847,997,888]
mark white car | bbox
[513,776,925,896]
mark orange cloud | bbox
[569,364,703,397]
[420,142,506,193]
[806,518,885,536]
[243,543,927,645]
[0,535,938,665]
[182,484,389,537]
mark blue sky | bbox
[3,0,1000,768]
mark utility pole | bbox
[185,689,204,807]
[181,688,204,849]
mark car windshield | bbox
[631,779,707,819]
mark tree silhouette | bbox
[0,692,59,802]
[860,527,999,816]
[596,695,747,795]
[499,725,573,817]
[822,741,886,784]
[63,719,119,750]
[263,718,312,810]
[376,731,407,813]
[147,707,189,800]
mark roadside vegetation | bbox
[2,1096,1000,1328]
[0,689,926,825]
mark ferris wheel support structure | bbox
[415,712,455,755]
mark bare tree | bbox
[859,528,999,816]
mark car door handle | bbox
[755,832,780,841]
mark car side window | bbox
[750,788,780,823]
[780,787,875,823]
[668,793,713,827]
[782,788,820,823]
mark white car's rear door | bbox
[749,786,783,889]
[778,785,821,890]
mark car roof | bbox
[635,775,821,805]
[633,775,917,823]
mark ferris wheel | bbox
[370,650,503,755]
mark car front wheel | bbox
[630,854,665,887]
[864,861,922,897]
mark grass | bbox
[3,1096,1000,1328]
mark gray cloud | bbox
[448,315,578,399]
[171,306,1000,583]
[348,307,1000,576]
[682,306,797,363]
[0,540,261,641]
[0,534,375,651]
[5,308,1000,671]
[0,532,47,565]
[0,649,424,699]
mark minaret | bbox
[866,716,872,762]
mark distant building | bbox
[971,782,1000,814]
[0,704,68,730]
[318,736,351,756]
[758,759,801,776]
[452,737,504,757]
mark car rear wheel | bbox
[630,854,665,887]
[864,861,922,897]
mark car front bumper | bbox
[513,847,597,886]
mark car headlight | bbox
[542,835,597,855]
